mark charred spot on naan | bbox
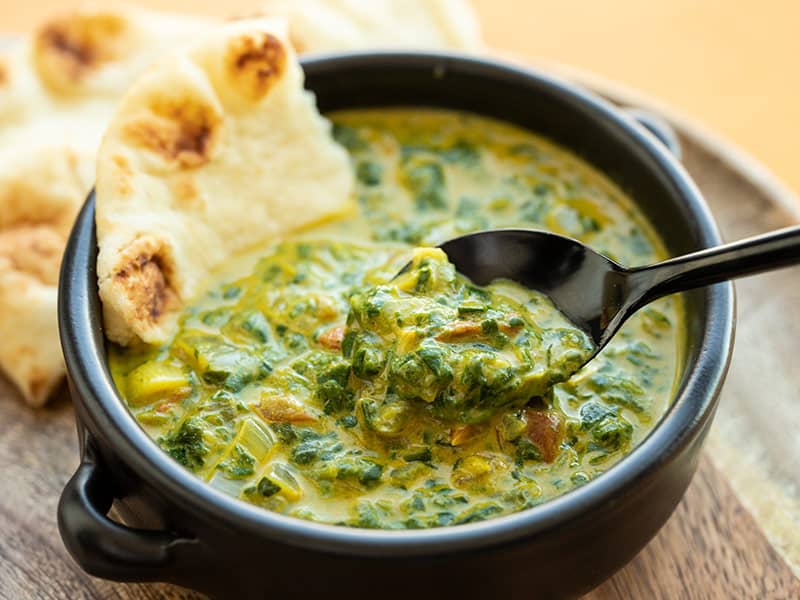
[33,12,132,94]
[225,32,287,102]
[111,154,132,175]
[171,176,202,209]
[124,95,222,168]
[109,236,180,330]
[109,155,134,197]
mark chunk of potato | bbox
[126,362,191,407]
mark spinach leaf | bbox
[160,418,208,471]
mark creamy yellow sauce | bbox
[109,109,683,529]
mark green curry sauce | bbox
[109,109,683,529]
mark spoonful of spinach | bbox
[343,247,594,425]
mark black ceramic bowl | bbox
[58,52,734,599]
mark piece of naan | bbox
[259,0,483,53]
[0,7,213,406]
[95,18,353,347]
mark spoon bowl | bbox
[439,229,628,356]
[439,226,800,362]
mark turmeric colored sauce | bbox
[109,109,683,528]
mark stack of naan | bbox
[0,1,482,407]
[0,8,215,407]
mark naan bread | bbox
[0,7,213,406]
[259,0,483,53]
[0,271,63,406]
[95,18,354,347]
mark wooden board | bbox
[1,92,799,600]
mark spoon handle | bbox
[628,225,800,305]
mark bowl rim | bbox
[59,50,735,558]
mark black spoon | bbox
[436,226,800,362]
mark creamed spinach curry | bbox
[109,110,683,529]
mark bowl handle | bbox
[624,108,682,160]
[57,441,198,582]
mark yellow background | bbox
[3,0,798,195]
